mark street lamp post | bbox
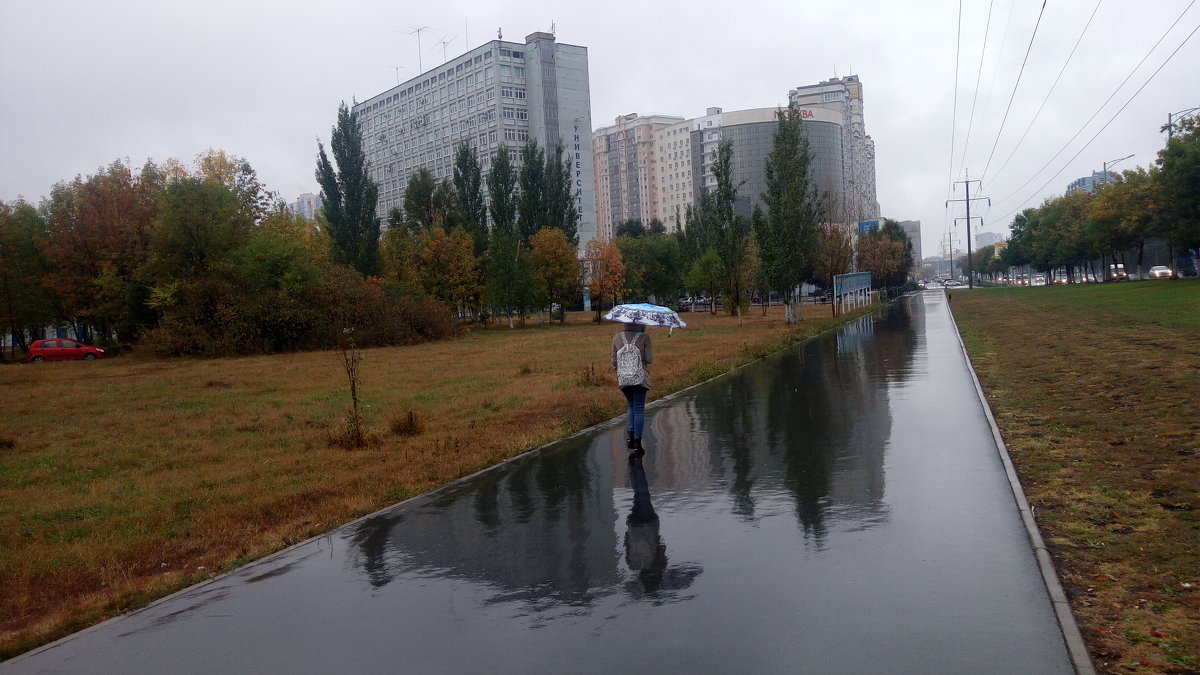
[1101,153,1134,186]
[1167,107,1199,140]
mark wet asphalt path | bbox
[6,291,1073,674]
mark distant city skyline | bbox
[3,3,1197,259]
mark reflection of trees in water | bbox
[346,436,702,616]
[347,436,618,604]
[688,297,920,544]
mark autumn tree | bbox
[529,228,581,324]
[40,160,158,342]
[194,149,279,222]
[316,102,380,276]
[582,238,626,322]
[417,227,481,314]
[0,200,55,354]
[814,224,855,290]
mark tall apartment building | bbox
[654,118,695,230]
[593,76,879,239]
[351,32,597,244]
[789,75,879,223]
[288,192,323,221]
[1065,170,1114,195]
[899,220,922,268]
[591,113,684,240]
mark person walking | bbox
[612,322,653,462]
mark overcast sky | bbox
[2,1,1197,258]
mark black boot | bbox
[628,437,645,463]
[626,430,636,450]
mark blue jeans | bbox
[622,386,647,439]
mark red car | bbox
[24,338,107,363]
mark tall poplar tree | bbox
[485,145,533,327]
[517,139,546,242]
[452,142,489,257]
[316,102,380,276]
[543,142,579,244]
[710,138,751,323]
[756,103,826,323]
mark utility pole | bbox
[947,178,989,289]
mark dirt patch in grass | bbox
[952,281,1199,674]
[0,302,869,658]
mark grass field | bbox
[0,302,871,658]
[952,280,1199,674]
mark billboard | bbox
[857,220,880,235]
[833,271,872,296]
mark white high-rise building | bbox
[288,193,323,221]
[352,32,597,244]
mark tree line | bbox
[992,118,1199,281]
[0,148,454,357]
[1,101,921,358]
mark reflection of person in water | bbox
[623,460,702,599]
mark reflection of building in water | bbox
[638,300,920,543]
[349,437,620,603]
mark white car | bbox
[1149,265,1173,279]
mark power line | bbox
[991,0,1198,207]
[988,0,1104,184]
[990,20,1200,225]
[956,0,996,179]
[947,0,964,196]
[980,0,1048,180]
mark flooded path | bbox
[7,292,1073,674]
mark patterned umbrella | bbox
[603,303,687,328]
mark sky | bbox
[2,1,1198,259]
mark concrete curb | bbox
[947,295,1096,675]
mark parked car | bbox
[1148,265,1173,279]
[943,279,963,287]
[24,338,107,363]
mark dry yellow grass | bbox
[953,283,1199,674]
[0,303,865,657]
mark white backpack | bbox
[616,332,647,388]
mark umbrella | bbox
[604,303,687,328]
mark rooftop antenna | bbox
[392,66,404,86]
[498,27,502,40]
[551,21,556,35]
[433,35,456,63]
[409,25,431,71]
[465,18,469,47]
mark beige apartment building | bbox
[654,118,694,230]
[592,113,683,241]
